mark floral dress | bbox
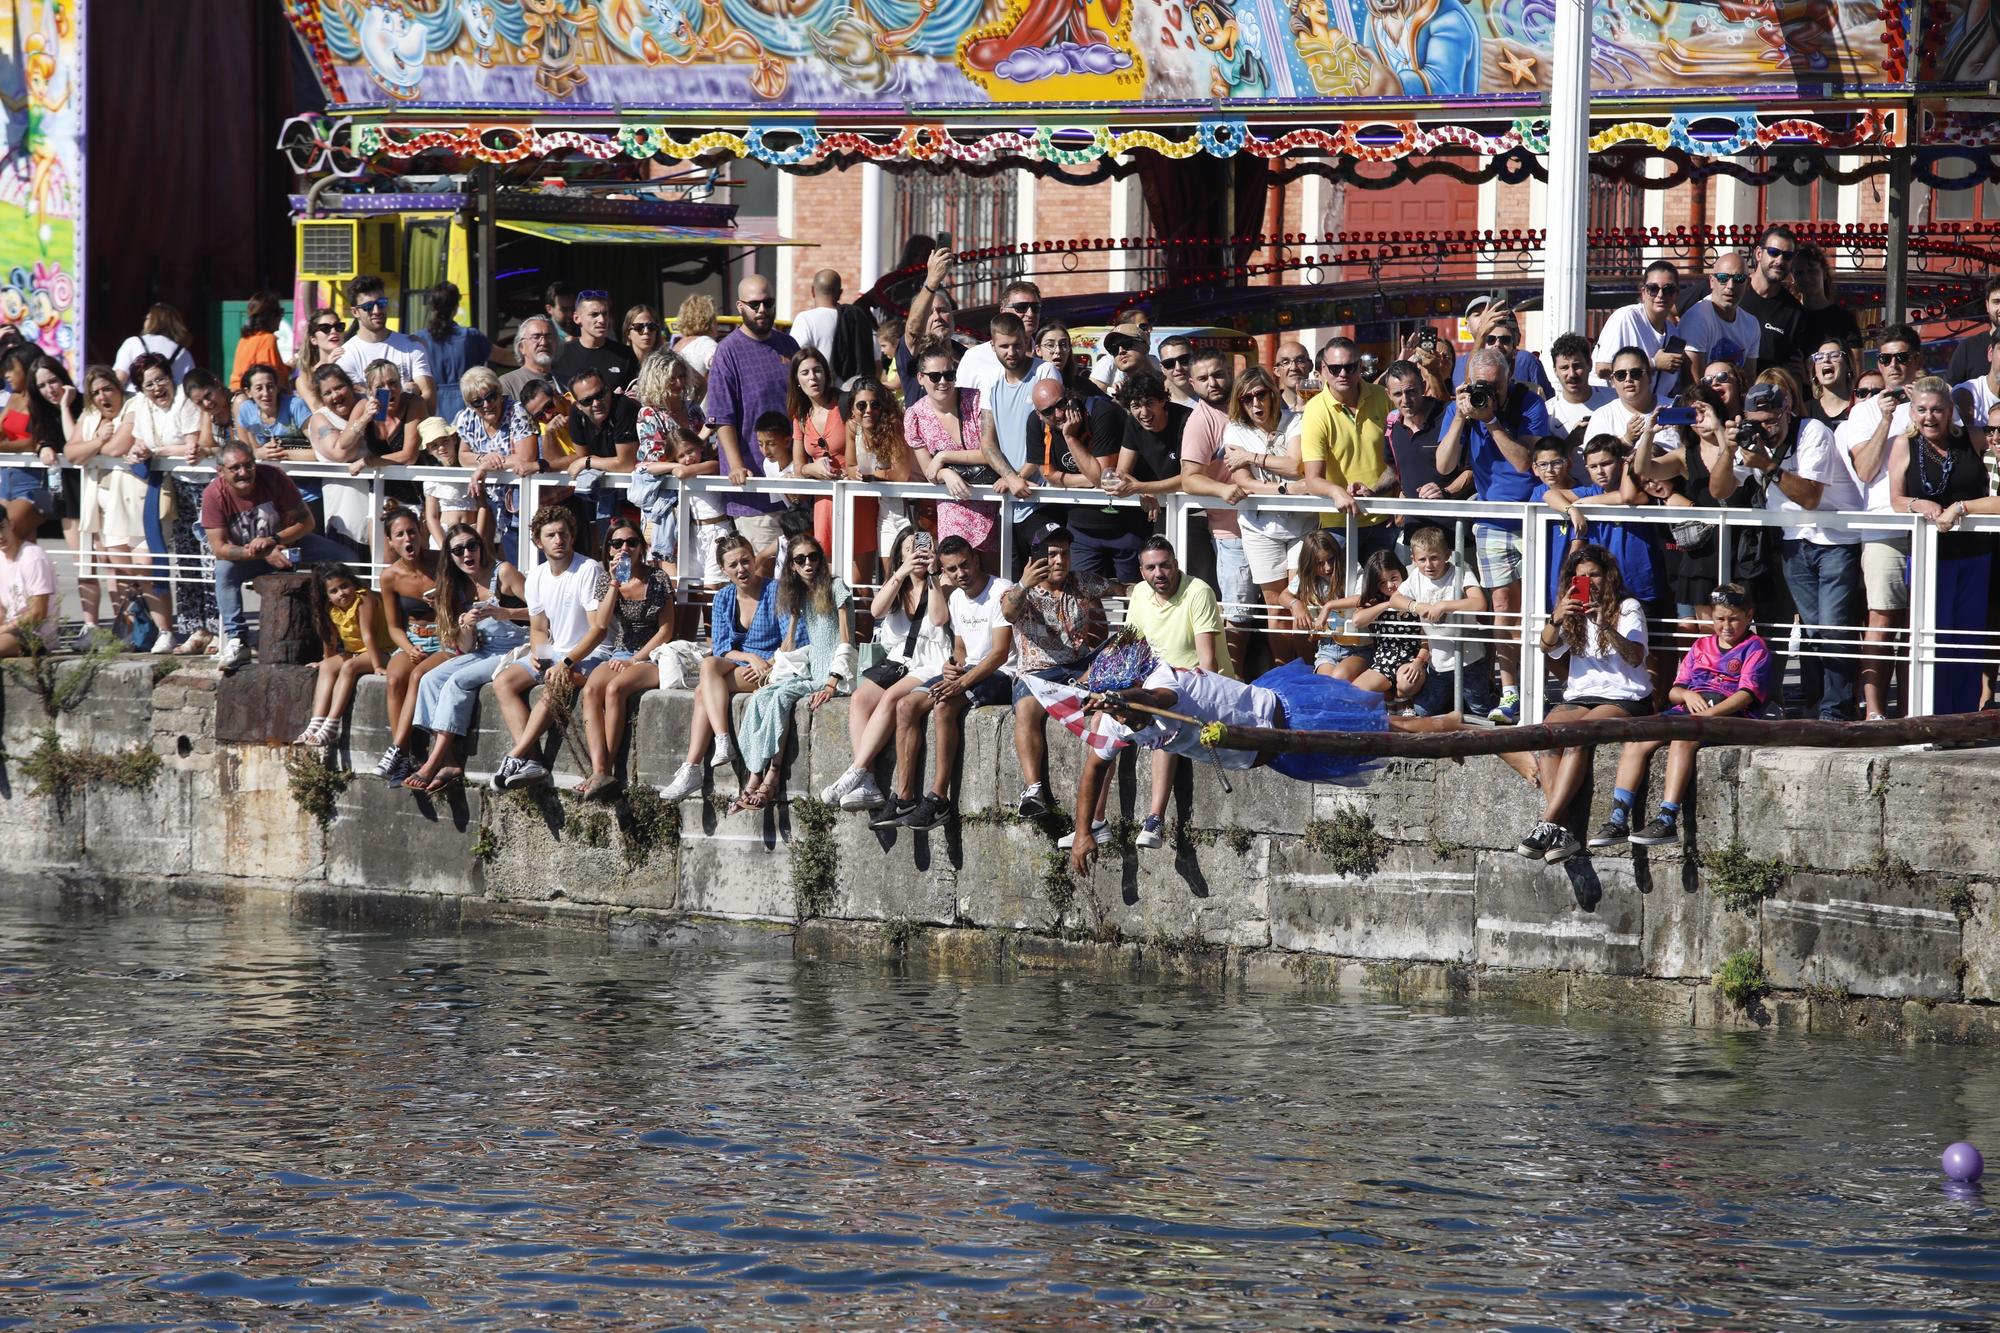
[610,569,675,656]
[738,578,849,773]
[904,388,994,552]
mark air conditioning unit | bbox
[297,220,359,280]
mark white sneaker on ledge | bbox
[711,733,736,766]
[659,762,704,802]
[218,638,250,670]
[149,632,177,656]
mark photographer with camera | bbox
[1711,373,1864,720]
[1837,323,1919,718]
[1436,347,1550,723]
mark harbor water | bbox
[1,899,1997,1329]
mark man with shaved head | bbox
[790,267,845,361]
[1274,340,1315,410]
[702,273,799,571]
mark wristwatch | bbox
[1277,480,1290,496]
[559,655,575,671]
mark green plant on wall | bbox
[285,748,351,826]
[1303,809,1387,878]
[1042,846,1076,925]
[4,635,114,720]
[791,796,838,922]
[1701,841,1789,914]
[1714,949,1769,1012]
[14,728,160,814]
[618,786,680,870]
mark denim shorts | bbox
[1314,640,1365,670]
[1213,536,1259,626]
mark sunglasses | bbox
[1323,361,1359,376]
[1854,386,1881,398]
[1006,301,1041,313]
[792,552,823,566]
[449,541,482,557]
[466,391,496,410]
[1611,368,1647,383]
[578,289,610,302]
[1644,282,1679,296]
[1038,398,1081,419]
[628,321,660,334]
[1159,355,1189,369]
[852,399,882,413]
[355,299,388,313]
[1761,245,1795,263]
[740,297,774,310]
[1703,375,1733,386]
[574,390,609,408]
[313,322,343,335]
[1877,350,1915,365]
[1711,272,1748,286]
[1240,388,1273,402]
[920,370,955,384]
[608,536,644,549]
[1483,334,1514,346]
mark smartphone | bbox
[912,531,934,556]
[1416,328,1438,349]
[374,387,393,414]
[1662,334,1687,357]
[1569,574,1593,606]
[1656,406,1697,427]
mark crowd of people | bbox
[4,225,1999,864]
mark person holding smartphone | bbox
[1515,543,1654,865]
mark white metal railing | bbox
[8,457,1995,724]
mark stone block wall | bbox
[3,660,1999,1042]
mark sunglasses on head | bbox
[1712,272,1748,286]
[449,541,482,557]
[578,289,610,302]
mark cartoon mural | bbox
[287,0,1910,111]
[0,0,80,369]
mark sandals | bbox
[175,632,213,657]
[403,768,462,794]
[580,773,623,803]
[728,777,772,815]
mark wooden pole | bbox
[1193,710,2000,760]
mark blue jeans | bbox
[415,649,513,738]
[213,535,356,642]
[1779,538,1863,719]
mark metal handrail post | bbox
[1907,517,1939,717]
[1519,502,1547,722]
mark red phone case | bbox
[1569,575,1592,605]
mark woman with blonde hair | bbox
[672,293,719,377]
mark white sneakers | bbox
[711,733,736,766]
[659,762,704,802]
[821,767,885,811]
[218,638,250,670]
[149,632,177,655]
[1056,820,1109,851]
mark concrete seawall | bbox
[5,657,2000,1043]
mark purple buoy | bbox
[1942,1141,1985,1183]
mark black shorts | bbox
[920,671,1013,709]
[1558,694,1655,716]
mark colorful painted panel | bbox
[0,0,81,370]
[286,1,1911,113]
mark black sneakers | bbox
[1627,815,1680,847]
[869,797,913,830]
[1587,817,1631,848]
[901,793,951,831]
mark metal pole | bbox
[1543,0,1592,348]
[475,164,498,339]
[1883,149,1912,326]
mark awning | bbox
[496,220,809,247]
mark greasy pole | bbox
[1543,0,1591,349]
[1197,710,2000,759]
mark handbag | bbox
[861,607,925,688]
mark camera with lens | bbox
[1734,416,1765,448]
[1465,383,1495,412]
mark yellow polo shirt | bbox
[1299,380,1392,528]
[1124,575,1232,677]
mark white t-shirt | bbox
[948,575,1014,676]
[1131,661,1277,768]
[874,598,952,679]
[1955,375,1999,440]
[526,554,609,661]
[1836,392,1912,515]
[1088,351,1163,391]
[1547,387,1613,435]
[1591,303,1681,395]
[788,306,840,361]
[1223,414,1310,540]
[1583,398,1684,456]
[1765,416,1863,544]
[1677,297,1754,369]
[0,540,58,643]
[335,332,432,391]
[676,334,717,377]
[114,333,195,386]
[954,342,1059,400]
[1403,560,1485,671]
[1549,598,1651,701]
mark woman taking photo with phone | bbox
[1515,543,1653,864]
[575,518,680,802]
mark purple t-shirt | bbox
[703,327,799,516]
